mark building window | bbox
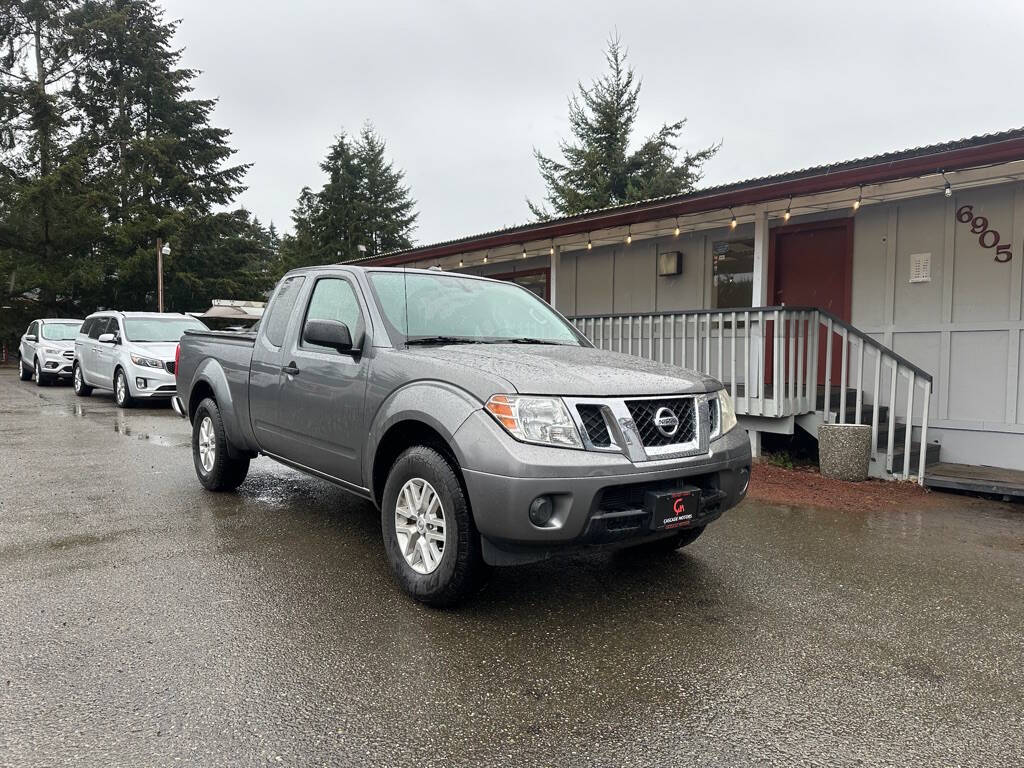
[712,239,754,308]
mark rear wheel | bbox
[73,363,93,396]
[19,360,32,381]
[114,368,135,408]
[381,446,483,607]
[193,397,250,491]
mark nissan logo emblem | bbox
[652,406,680,438]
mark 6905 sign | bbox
[956,205,1013,262]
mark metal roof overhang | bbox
[362,130,1024,267]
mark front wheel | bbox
[19,360,32,381]
[193,397,250,491]
[73,363,93,396]
[381,446,483,607]
[34,359,48,386]
[114,368,135,408]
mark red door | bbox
[767,220,853,386]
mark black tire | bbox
[34,358,48,386]
[193,397,250,491]
[381,446,483,608]
[19,360,32,381]
[630,525,706,555]
[113,368,135,408]
[73,363,93,396]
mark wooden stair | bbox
[924,463,1024,499]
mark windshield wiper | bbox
[488,337,570,345]
[405,335,485,346]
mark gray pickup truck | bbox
[173,265,751,606]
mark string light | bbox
[549,242,555,256]
[626,226,632,245]
[587,233,593,250]
[459,258,463,267]
[483,251,488,263]
[522,245,527,259]
[942,171,952,198]
[673,217,680,237]
[783,197,792,222]
[729,209,737,229]
[852,186,862,211]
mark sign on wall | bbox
[955,205,1013,262]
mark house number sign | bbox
[955,205,1013,262]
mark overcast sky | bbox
[162,0,1024,245]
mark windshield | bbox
[123,317,206,342]
[369,272,582,345]
[41,322,81,341]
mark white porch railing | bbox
[570,307,934,484]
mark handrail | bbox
[570,305,932,384]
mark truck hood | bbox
[403,344,718,397]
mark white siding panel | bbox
[952,185,1016,322]
[947,330,1008,422]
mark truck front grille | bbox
[576,404,612,447]
[624,397,697,448]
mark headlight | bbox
[485,394,583,449]
[713,389,737,438]
[41,347,62,355]
[130,353,163,368]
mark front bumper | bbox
[455,411,751,563]
[126,361,177,398]
[39,353,74,378]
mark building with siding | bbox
[352,128,1024,488]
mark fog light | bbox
[529,496,554,527]
[136,378,147,389]
[46,361,58,369]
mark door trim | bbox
[767,218,854,321]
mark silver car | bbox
[18,318,83,385]
[73,311,206,407]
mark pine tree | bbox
[275,125,418,276]
[73,0,249,310]
[528,35,719,219]
[355,124,417,256]
[0,0,105,314]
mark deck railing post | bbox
[838,328,849,424]
[871,348,882,466]
[918,379,931,485]
[823,318,834,423]
[903,371,916,481]
[731,311,737,402]
[744,311,751,411]
[887,362,898,473]
[855,338,864,425]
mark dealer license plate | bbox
[645,487,702,531]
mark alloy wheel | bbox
[34,360,40,382]
[394,478,446,575]
[198,416,216,473]
[74,366,82,392]
[116,373,126,404]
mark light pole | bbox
[157,239,171,312]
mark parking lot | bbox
[1,365,1023,767]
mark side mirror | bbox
[303,319,356,353]
[25,334,37,342]
[97,332,117,344]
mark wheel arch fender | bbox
[364,381,482,507]
[187,358,251,454]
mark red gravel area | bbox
[747,461,938,513]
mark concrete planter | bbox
[818,424,872,482]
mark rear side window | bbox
[263,276,305,347]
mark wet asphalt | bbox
[1,366,1023,767]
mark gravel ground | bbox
[1,365,1023,767]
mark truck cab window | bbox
[263,276,305,347]
[302,278,363,348]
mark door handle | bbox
[281,363,300,376]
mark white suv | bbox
[18,318,83,385]
[73,311,206,407]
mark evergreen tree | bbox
[276,125,417,275]
[355,124,417,256]
[528,35,719,219]
[73,0,249,310]
[0,0,106,314]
